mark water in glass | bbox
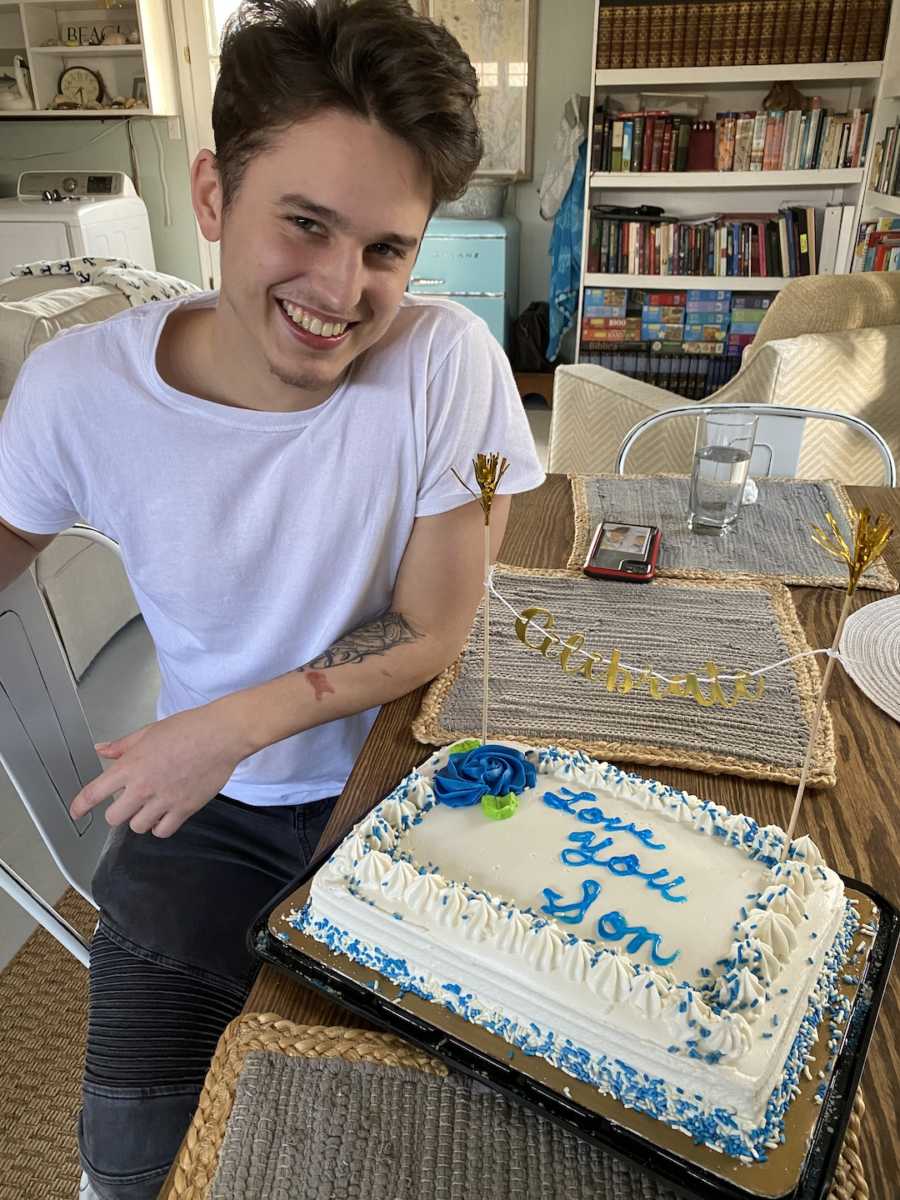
[688,444,753,532]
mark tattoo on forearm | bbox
[296,611,422,676]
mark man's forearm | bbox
[213,609,458,760]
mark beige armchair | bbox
[548,274,900,485]
[0,274,136,678]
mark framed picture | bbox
[131,75,147,104]
[421,0,537,180]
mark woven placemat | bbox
[169,1012,868,1200]
[568,474,898,592]
[838,595,900,724]
[413,566,835,786]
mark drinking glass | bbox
[687,411,758,535]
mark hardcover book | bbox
[596,5,614,68]
[756,0,778,64]
[851,0,875,63]
[770,0,790,63]
[867,0,890,59]
[810,0,833,61]
[825,0,848,62]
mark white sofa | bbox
[0,273,136,678]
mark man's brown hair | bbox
[213,0,483,209]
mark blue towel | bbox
[546,139,586,362]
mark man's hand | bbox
[70,705,247,838]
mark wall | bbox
[0,117,203,286]
[508,0,595,325]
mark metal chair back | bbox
[615,403,897,486]
[0,569,107,966]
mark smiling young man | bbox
[0,2,543,1196]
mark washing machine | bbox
[0,170,155,280]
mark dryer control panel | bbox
[16,171,137,201]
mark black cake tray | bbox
[250,864,897,1200]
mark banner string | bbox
[484,566,856,686]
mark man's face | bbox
[198,109,433,404]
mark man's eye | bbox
[292,217,321,233]
[369,242,404,259]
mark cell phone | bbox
[583,521,661,582]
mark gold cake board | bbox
[267,885,879,1199]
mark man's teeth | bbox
[280,300,348,338]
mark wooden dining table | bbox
[162,475,899,1200]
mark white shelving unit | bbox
[0,0,177,117]
[590,168,865,189]
[577,0,900,366]
[861,4,900,227]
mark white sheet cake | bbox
[292,740,858,1162]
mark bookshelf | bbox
[576,0,900,393]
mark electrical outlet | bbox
[167,117,182,140]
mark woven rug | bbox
[839,595,900,724]
[413,566,835,786]
[0,888,94,1200]
[169,1012,869,1200]
[568,475,898,592]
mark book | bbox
[811,0,833,61]
[851,0,875,62]
[733,1,754,65]
[621,5,639,69]
[670,3,688,67]
[733,113,755,172]
[797,0,817,63]
[683,2,701,65]
[608,5,627,68]
[750,112,768,170]
[635,4,652,69]
[867,0,890,59]
[688,121,716,170]
[675,116,692,171]
[757,0,778,65]
[720,1,739,65]
[622,119,634,172]
[781,0,804,63]
[611,120,625,172]
[632,116,645,173]
[771,0,790,63]
[825,0,848,62]
[834,204,857,271]
[716,112,737,171]
[596,6,614,68]
[817,204,843,274]
[646,2,663,70]
[695,4,712,66]
[658,3,676,69]
[838,0,860,60]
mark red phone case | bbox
[583,526,661,582]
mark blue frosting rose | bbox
[432,744,536,809]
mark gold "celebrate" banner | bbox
[514,606,765,709]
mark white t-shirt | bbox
[0,292,545,805]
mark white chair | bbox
[0,567,109,967]
[615,403,898,487]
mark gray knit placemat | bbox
[413,567,835,786]
[568,475,897,592]
[210,1053,676,1200]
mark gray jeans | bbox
[79,792,337,1199]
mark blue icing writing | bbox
[541,879,602,923]
[539,881,680,965]
[542,788,666,850]
[596,909,680,965]
[561,831,689,903]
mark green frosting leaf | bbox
[481,792,518,821]
[449,738,482,756]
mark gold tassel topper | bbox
[811,507,893,595]
[452,453,509,525]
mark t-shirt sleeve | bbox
[415,318,546,518]
[0,356,82,534]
